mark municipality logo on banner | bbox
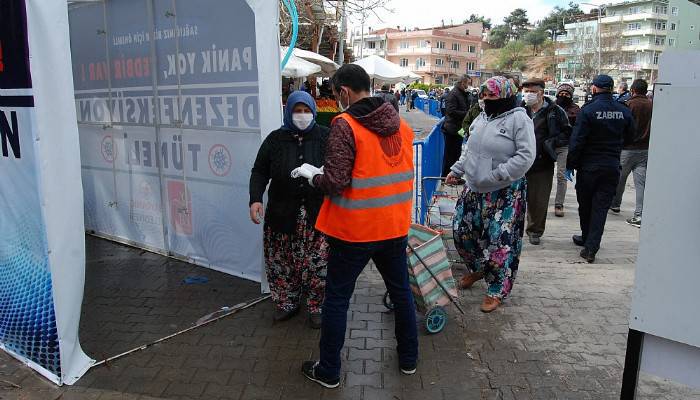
[1,0,92,385]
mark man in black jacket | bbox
[567,74,635,263]
[521,78,571,245]
[441,75,472,176]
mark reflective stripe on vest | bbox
[315,112,415,242]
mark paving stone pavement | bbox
[2,111,700,400]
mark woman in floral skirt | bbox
[445,76,536,313]
[249,91,329,328]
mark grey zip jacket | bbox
[450,107,536,193]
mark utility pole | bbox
[337,0,346,65]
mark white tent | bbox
[281,50,322,78]
[282,47,339,76]
[352,55,421,84]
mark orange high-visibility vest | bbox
[315,113,414,242]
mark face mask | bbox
[478,99,485,110]
[337,89,349,112]
[292,113,314,131]
[524,92,539,106]
[556,95,573,107]
[483,97,517,118]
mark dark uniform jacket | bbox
[567,92,636,171]
[524,96,571,172]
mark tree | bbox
[503,8,530,41]
[489,25,510,48]
[540,2,585,35]
[524,28,548,55]
[464,14,492,30]
[496,41,528,71]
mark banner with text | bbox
[0,0,92,384]
[69,0,278,281]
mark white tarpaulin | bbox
[281,49,322,78]
[282,47,339,76]
[68,0,282,283]
[0,0,93,385]
[352,55,421,84]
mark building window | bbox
[435,58,444,66]
[628,6,641,14]
[670,22,677,31]
[625,37,640,45]
[400,41,409,49]
[655,36,665,45]
[627,23,641,31]
[671,6,678,15]
[654,5,667,14]
[653,53,659,65]
[655,21,666,30]
[400,58,408,67]
[418,40,428,48]
[467,45,476,53]
[367,41,376,49]
[451,43,461,51]
[435,76,443,84]
[436,41,446,49]
[668,38,676,46]
[450,60,460,69]
[416,58,426,68]
[467,61,475,70]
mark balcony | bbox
[601,12,669,24]
[622,28,667,37]
[620,43,665,52]
[406,65,465,74]
[386,47,478,58]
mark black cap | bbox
[592,74,614,90]
[522,78,545,89]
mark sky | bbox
[347,0,593,32]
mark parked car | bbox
[414,89,428,99]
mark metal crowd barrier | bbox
[412,119,445,224]
[412,97,443,118]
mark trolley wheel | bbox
[425,306,447,334]
[383,291,396,310]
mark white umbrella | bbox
[282,47,339,76]
[281,50,322,78]
[352,55,421,84]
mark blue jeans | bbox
[319,236,418,378]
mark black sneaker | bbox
[301,361,340,389]
[273,307,299,322]
[626,217,641,228]
[400,363,417,375]
[528,235,541,245]
[580,248,596,263]
[610,207,621,213]
[572,235,585,247]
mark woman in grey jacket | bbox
[445,76,536,313]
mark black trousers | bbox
[575,167,621,253]
[442,132,463,177]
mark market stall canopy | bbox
[352,55,421,84]
[282,47,339,76]
[281,49,322,78]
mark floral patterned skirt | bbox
[452,179,527,299]
[264,206,328,313]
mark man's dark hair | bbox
[631,79,648,95]
[331,64,371,93]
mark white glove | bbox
[290,163,324,186]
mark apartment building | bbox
[558,0,700,83]
[349,27,400,59]
[385,23,484,85]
